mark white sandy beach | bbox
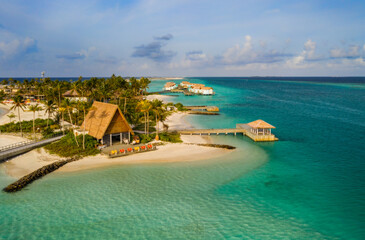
[145,94,174,103]
[0,103,48,125]
[0,104,231,179]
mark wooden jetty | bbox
[0,134,64,162]
[178,120,278,142]
[185,106,219,112]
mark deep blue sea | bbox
[1,77,364,239]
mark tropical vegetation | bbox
[1,75,185,145]
[44,132,99,157]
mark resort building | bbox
[189,85,202,94]
[237,119,276,141]
[180,81,192,88]
[200,87,214,95]
[81,101,134,146]
[62,90,87,102]
[188,85,215,95]
[163,82,178,91]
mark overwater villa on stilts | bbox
[80,101,134,146]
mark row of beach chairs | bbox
[109,144,156,157]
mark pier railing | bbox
[0,132,64,152]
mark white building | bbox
[163,82,177,91]
[200,87,214,95]
[188,85,214,95]
[180,81,192,88]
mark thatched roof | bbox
[81,101,134,139]
[164,82,176,87]
[247,119,275,129]
[201,87,213,90]
[62,90,79,97]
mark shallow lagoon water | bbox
[1,77,364,239]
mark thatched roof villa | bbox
[81,101,134,146]
[62,90,87,102]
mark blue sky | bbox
[0,0,365,77]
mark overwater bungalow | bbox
[189,85,214,95]
[180,81,192,88]
[163,82,178,91]
[80,101,134,146]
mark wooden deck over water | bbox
[178,124,278,142]
[185,106,219,112]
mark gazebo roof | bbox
[62,89,79,97]
[81,101,134,139]
[247,119,275,129]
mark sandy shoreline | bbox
[0,99,232,179]
[0,103,48,125]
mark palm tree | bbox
[44,100,56,127]
[139,77,151,96]
[79,101,94,150]
[98,80,110,102]
[0,90,6,104]
[10,95,25,137]
[7,113,16,123]
[121,89,132,114]
[58,107,66,135]
[28,104,43,139]
[151,99,166,140]
[62,99,79,146]
[136,100,152,135]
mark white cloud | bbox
[0,37,37,59]
[286,39,317,67]
[56,46,96,60]
[330,45,361,59]
[330,48,347,58]
[223,35,254,64]
[348,45,360,57]
[304,39,316,59]
[354,57,365,66]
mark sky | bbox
[0,0,365,77]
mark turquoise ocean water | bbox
[1,77,364,239]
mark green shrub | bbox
[159,132,182,143]
[42,127,55,138]
[45,132,99,158]
[137,132,182,143]
[138,134,154,143]
[0,119,57,133]
[174,102,184,111]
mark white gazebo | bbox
[247,119,275,135]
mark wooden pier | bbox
[185,106,219,112]
[179,128,246,135]
[178,121,278,142]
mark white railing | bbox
[0,132,64,152]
